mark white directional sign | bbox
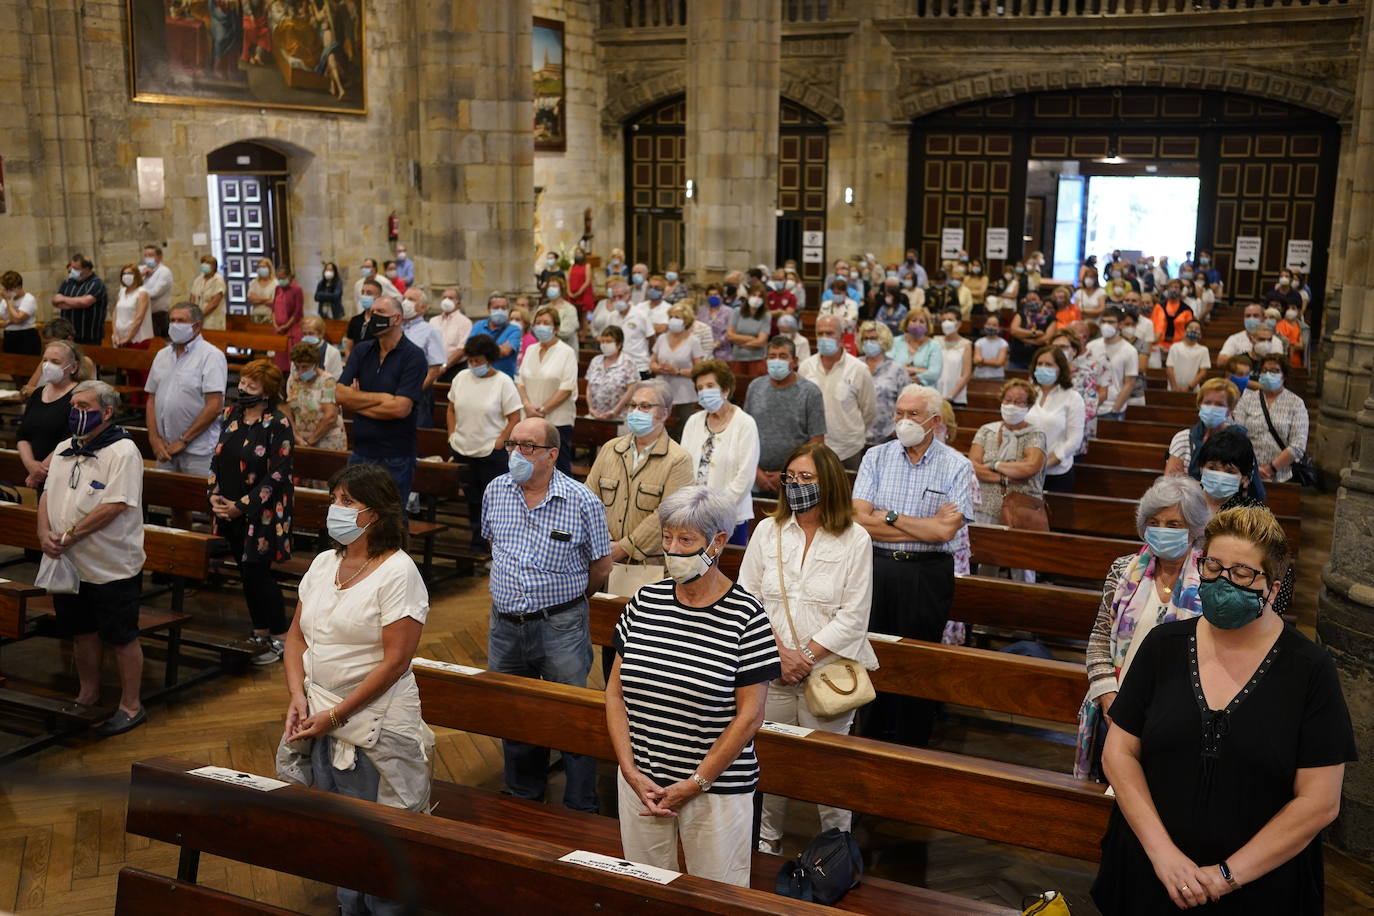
[802,246,823,263]
[1234,237,1261,271]
[802,230,824,247]
[940,228,965,259]
[985,228,1009,259]
[1285,239,1313,273]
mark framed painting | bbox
[127,0,366,115]
[533,17,565,152]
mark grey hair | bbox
[372,295,400,315]
[632,379,672,412]
[659,485,736,541]
[898,383,945,420]
[72,379,120,411]
[1136,475,1211,543]
[170,301,203,323]
[536,418,559,449]
[406,287,429,307]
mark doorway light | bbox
[1097,145,1125,165]
[844,186,855,205]
[685,179,695,200]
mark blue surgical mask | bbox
[298,368,317,383]
[471,363,492,377]
[1199,576,1266,629]
[1258,371,1283,392]
[862,340,883,358]
[533,324,554,343]
[817,336,840,357]
[1144,526,1191,561]
[301,335,322,346]
[626,409,656,436]
[665,271,679,282]
[1244,317,1262,332]
[1198,404,1229,429]
[1200,468,1242,500]
[697,387,725,412]
[359,295,375,311]
[326,505,369,545]
[508,449,535,484]
[488,309,508,325]
[360,266,374,278]
[766,359,791,381]
[647,288,663,300]
[1034,366,1059,386]
[1229,374,1251,392]
[707,295,722,307]
[67,268,81,281]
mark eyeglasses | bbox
[782,471,817,484]
[504,441,554,456]
[1198,556,1266,588]
[625,401,661,413]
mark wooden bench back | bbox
[115,868,303,915]
[0,504,218,579]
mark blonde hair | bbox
[533,305,561,329]
[1203,505,1292,583]
[1197,377,1240,409]
[999,377,1038,406]
[858,320,893,352]
[668,302,695,325]
[939,400,958,442]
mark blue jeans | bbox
[348,452,415,509]
[487,600,598,812]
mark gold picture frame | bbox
[533,17,566,152]
[127,0,367,115]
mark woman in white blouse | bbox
[517,305,579,474]
[737,441,876,854]
[278,463,433,914]
[680,360,760,546]
[448,334,521,552]
[1026,344,1086,493]
[652,301,706,436]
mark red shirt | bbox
[766,290,797,314]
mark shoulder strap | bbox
[1256,392,1288,451]
[775,523,803,650]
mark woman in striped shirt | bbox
[605,485,781,886]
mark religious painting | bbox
[533,17,566,152]
[127,1,366,115]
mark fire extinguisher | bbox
[388,211,399,243]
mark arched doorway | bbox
[206,141,293,317]
[776,99,829,297]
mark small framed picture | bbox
[221,181,240,203]
[225,256,246,277]
[244,206,263,228]
[223,207,242,228]
[246,231,265,253]
[225,231,244,252]
[243,182,262,203]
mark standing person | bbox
[1026,345,1087,493]
[798,315,877,471]
[1231,358,1309,485]
[972,314,1009,380]
[188,255,227,331]
[852,384,972,747]
[336,296,428,506]
[662,263,688,304]
[1166,319,1211,391]
[145,303,227,502]
[935,307,972,406]
[1,272,41,355]
[888,309,942,386]
[743,337,826,495]
[272,265,305,373]
[681,362,760,546]
[111,263,154,400]
[468,293,523,378]
[446,334,519,553]
[726,290,771,372]
[1008,293,1057,370]
[343,278,380,357]
[209,359,294,666]
[566,248,597,318]
[1088,307,1138,421]
[858,321,909,446]
[392,243,416,287]
[140,244,174,339]
[314,261,344,320]
[968,378,1047,527]
[606,486,779,887]
[382,261,407,294]
[516,306,579,474]
[37,381,147,735]
[484,417,613,812]
[286,343,347,451]
[738,444,875,855]
[18,341,85,490]
[1165,379,1246,479]
[351,258,401,314]
[52,254,108,345]
[585,326,640,423]
[536,250,566,298]
[278,463,433,916]
[1092,506,1354,914]
[1151,283,1194,356]
[246,257,277,324]
[650,302,706,435]
[297,313,344,380]
[431,288,473,382]
[695,285,732,361]
[774,313,811,361]
[399,288,447,430]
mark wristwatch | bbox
[1218,861,1240,891]
[800,646,816,663]
[884,510,899,526]
[691,772,712,791]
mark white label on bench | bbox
[412,657,485,676]
[558,850,680,885]
[867,632,904,643]
[759,720,815,738]
[188,765,290,792]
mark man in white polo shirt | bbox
[798,314,876,470]
[1086,306,1138,421]
[38,381,148,735]
[145,302,227,479]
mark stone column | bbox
[684,0,780,273]
[1317,0,1374,860]
[415,0,534,308]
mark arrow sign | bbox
[1285,239,1312,273]
[1234,237,1261,271]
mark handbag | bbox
[36,553,80,595]
[996,427,1050,531]
[1256,390,1317,487]
[775,526,875,719]
[1021,890,1072,915]
[774,828,863,905]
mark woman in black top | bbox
[314,262,343,320]
[1093,505,1355,914]
[18,340,84,489]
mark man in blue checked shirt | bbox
[483,416,613,812]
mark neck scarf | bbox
[59,423,130,459]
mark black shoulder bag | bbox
[1257,392,1317,487]
[775,828,863,905]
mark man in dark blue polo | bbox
[336,295,428,505]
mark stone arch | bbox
[780,75,844,123]
[602,69,688,129]
[895,63,1354,122]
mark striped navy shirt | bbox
[56,274,109,345]
[614,580,781,794]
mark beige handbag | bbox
[775,526,875,718]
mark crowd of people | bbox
[8,240,1347,912]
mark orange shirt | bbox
[1276,319,1302,367]
[1055,304,1081,325]
[1151,302,1194,350]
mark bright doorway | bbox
[1084,175,1199,275]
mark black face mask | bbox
[724,283,738,298]
[367,313,395,338]
[237,391,265,408]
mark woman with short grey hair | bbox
[1074,474,1211,779]
[604,485,780,886]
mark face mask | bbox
[949,279,962,289]
[1111,271,1122,280]
[1144,526,1191,561]
[1198,404,1229,428]
[982,325,1000,337]
[1264,317,1278,329]
[941,319,958,335]
[257,267,270,278]
[359,295,375,311]
[367,313,394,338]
[769,280,784,291]
[1199,576,1266,630]
[895,418,932,448]
[817,336,840,357]
[1024,301,1041,313]
[69,406,106,438]
[766,359,791,381]
[40,361,67,386]
[68,268,81,281]
[610,259,621,268]
[1003,273,1014,281]
[298,368,317,383]
[902,278,914,289]
[546,286,561,299]
[599,341,618,357]
[200,263,212,275]
[667,317,685,334]
[970,266,982,275]
[1185,328,1202,342]
[528,324,553,343]
[386,270,399,280]
[631,274,645,285]
[1100,323,1118,340]
[546,258,557,267]
[862,339,883,357]
[908,323,927,339]
[1258,371,1283,392]
[625,409,656,436]
[168,322,197,345]
[724,284,738,298]
[301,335,322,346]
[707,295,722,307]
[1120,324,1136,340]
[697,387,725,412]
[121,273,135,287]
[1014,265,1025,274]
[1285,309,1298,321]
[784,480,822,514]
[361,267,374,278]
[144,257,157,269]
[664,548,715,584]
[508,449,535,483]
[1181,272,1195,281]
[1034,365,1059,386]
[1200,468,1242,500]
[1000,403,1029,425]
[787,279,799,290]
[665,271,679,282]
[1084,278,1096,288]
[470,362,492,377]
[327,504,370,545]
[277,277,290,288]
[1060,347,1075,361]
[511,321,525,332]
[237,390,265,408]
[441,297,457,313]
[324,270,335,280]
[1277,277,1291,287]
[1229,374,1251,392]
[647,288,663,301]
[748,295,764,309]
[614,299,630,312]
[1199,257,1210,266]
[488,308,508,325]
[396,252,407,261]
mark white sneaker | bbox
[757,838,781,855]
[250,635,283,666]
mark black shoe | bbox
[94,706,147,736]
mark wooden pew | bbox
[415,667,1113,862]
[587,595,1083,724]
[954,407,1178,447]
[1072,463,1302,517]
[115,868,302,916]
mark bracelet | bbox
[60,528,71,546]
[328,707,341,729]
[800,646,816,663]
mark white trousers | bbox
[758,680,856,843]
[616,770,754,887]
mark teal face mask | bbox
[1199,576,1266,630]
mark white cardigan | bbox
[738,515,878,670]
[679,406,760,526]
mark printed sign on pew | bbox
[559,850,680,885]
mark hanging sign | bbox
[1285,239,1312,272]
[985,228,1009,259]
[1234,237,1261,271]
[940,228,965,260]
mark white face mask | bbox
[667,317,685,333]
[323,270,335,280]
[941,319,958,335]
[1285,309,1298,321]
[895,417,931,448]
[1100,323,1119,340]
[440,297,457,314]
[121,273,135,287]
[599,341,618,356]
[1000,403,1029,426]
[664,548,715,584]
[748,295,764,309]
[40,361,67,386]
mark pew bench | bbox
[115,868,303,916]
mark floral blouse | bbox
[866,356,908,444]
[585,352,640,418]
[208,405,294,564]
[1072,352,1110,452]
[696,302,732,360]
[286,370,347,450]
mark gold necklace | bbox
[335,554,374,589]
